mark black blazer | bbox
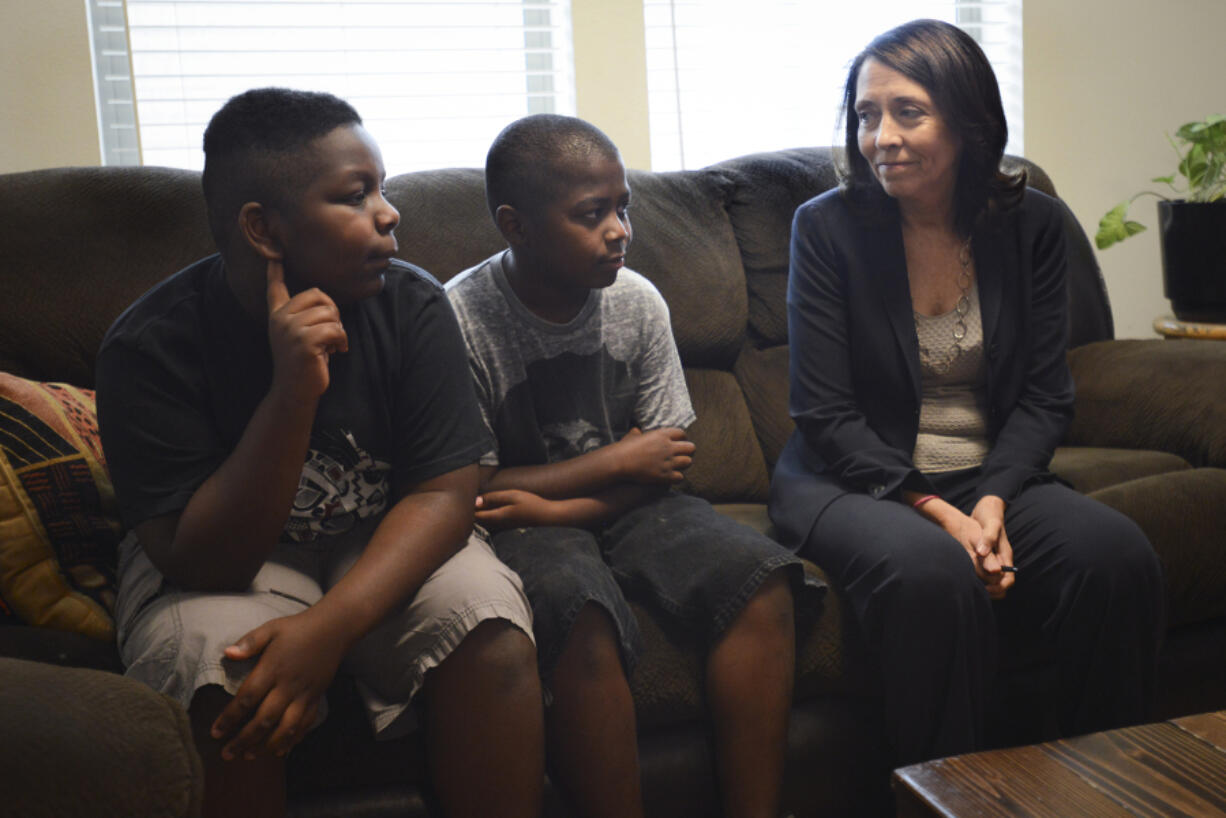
[769,187,1074,551]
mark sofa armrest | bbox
[1066,339,1226,468]
[0,657,202,817]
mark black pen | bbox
[1000,565,1018,574]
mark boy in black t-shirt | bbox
[96,89,543,818]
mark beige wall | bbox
[572,0,652,170]
[7,1,1224,338]
[0,0,100,173]
[1024,0,1226,338]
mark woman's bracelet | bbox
[911,494,939,510]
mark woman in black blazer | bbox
[769,19,1163,766]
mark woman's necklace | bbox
[915,236,974,375]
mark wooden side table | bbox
[1153,315,1226,340]
[893,710,1226,816]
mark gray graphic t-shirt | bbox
[445,251,695,468]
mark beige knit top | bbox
[912,278,990,473]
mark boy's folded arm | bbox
[135,386,322,592]
[555,483,664,527]
[476,483,662,530]
[479,446,628,499]
[478,427,695,499]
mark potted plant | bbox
[1096,115,1226,322]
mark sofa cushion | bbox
[0,657,202,818]
[709,502,774,537]
[1067,340,1226,468]
[625,169,746,369]
[0,167,212,385]
[1049,446,1191,494]
[1089,468,1226,627]
[0,373,119,640]
[386,167,505,283]
[706,149,840,349]
[734,342,793,470]
[680,369,770,502]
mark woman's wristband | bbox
[911,494,939,510]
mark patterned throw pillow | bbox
[0,372,120,641]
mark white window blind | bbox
[644,1,1023,171]
[87,1,142,166]
[88,0,575,173]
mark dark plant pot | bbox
[1158,199,1226,322]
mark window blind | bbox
[644,0,1023,171]
[87,1,142,166]
[88,0,574,173]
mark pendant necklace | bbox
[916,236,973,375]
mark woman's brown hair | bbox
[839,18,1026,234]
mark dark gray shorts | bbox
[491,492,820,679]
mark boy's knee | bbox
[556,602,626,682]
[729,571,794,639]
[444,618,538,690]
[532,562,596,607]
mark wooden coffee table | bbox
[1153,315,1226,340]
[893,711,1226,816]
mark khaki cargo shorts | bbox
[114,517,533,739]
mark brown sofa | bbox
[2,148,1226,817]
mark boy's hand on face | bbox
[615,427,695,485]
[210,608,350,761]
[266,258,349,403]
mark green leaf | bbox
[1177,122,1205,142]
[1193,158,1226,201]
[1182,144,1209,187]
[1096,202,1148,249]
[1206,121,1226,153]
[1124,116,1226,206]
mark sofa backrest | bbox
[0,150,1115,503]
[0,166,215,386]
[700,148,1115,349]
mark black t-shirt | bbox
[96,255,488,541]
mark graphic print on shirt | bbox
[284,429,390,542]
[494,348,635,466]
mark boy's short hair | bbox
[201,87,362,252]
[484,114,620,220]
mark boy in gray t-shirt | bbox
[447,114,821,818]
[447,251,694,469]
